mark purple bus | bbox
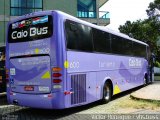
[6,10,152,109]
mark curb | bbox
[0,92,6,97]
[130,94,160,103]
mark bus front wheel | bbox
[102,81,112,103]
[143,75,148,86]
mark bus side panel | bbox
[64,72,97,108]
[87,72,97,103]
[65,51,147,107]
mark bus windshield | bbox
[8,15,53,43]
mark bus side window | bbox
[70,23,77,32]
[124,39,133,56]
[111,35,124,54]
[65,21,78,50]
[65,20,93,52]
[132,42,146,57]
[92,29,111,53]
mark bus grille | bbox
[71,74,86,105]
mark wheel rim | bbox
[104,84,110,100]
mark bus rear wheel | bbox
[102,81,112,103]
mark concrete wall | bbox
[0,0,10,16]
[0,0,10,46]
[0,22,5,45]
[154,67,160,74]
[43,0,77,16]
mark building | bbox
[0,0,110,46]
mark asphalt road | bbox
[0,83,160,120]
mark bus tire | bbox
[102,81,112,103]
[143,75,148,86]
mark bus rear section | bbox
[6,12,65,109]
[9,56,51,94]
[9,56,54,108]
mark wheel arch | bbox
[101,77,113,99]
[144,72,149,84]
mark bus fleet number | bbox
[69,62,80,69]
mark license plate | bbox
[24,86,34,91]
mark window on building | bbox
[10,0,43,16]
[77,0,96,18]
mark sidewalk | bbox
[130,81,160,102]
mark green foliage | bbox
[146,0,160,18]
[119,18,160,51]
[155,61,160,67]
[119,0,160,61]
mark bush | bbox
[154,72,160,76]
[154,61,160,67]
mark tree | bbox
[119,19,158,51]
[146,0,160,19]
[119,0,160,60]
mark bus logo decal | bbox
[129,58,142,67]
[41,71,51,79]
[113,85,121,95]
[12,16,49,29]
[19,21,26,28]
[64,61,69,69]
[12,22,19,29]
[35,48,40,54]
[33,16,48,25]
[11,27,48,40]
[64,61,80,69]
